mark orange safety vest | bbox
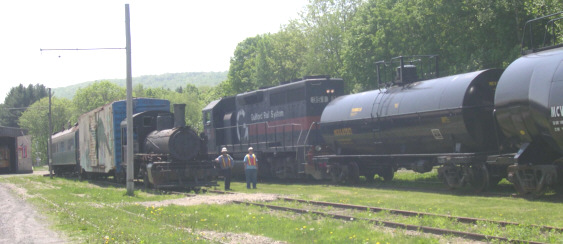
[246,154,257,166]
[221,155,232,168]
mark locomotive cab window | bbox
[203,112,210,125]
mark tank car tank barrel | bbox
[173,104,186,128]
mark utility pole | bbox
[48,88,53,179]
[125,4,134,196]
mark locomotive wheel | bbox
[143,171,152,189]
[364,172,376,183]
[441,164,464,189]
[330,166,342,184]
[378,167,394,182]
[468,163,489,192]
[348,162,360,184]
[488,177,503,187]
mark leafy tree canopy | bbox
[18,97,73,164]
[0,84,48,127]
[72,80,126,116]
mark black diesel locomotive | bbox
[203,76,344,180]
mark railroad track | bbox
[207,190,555,243]
[279,197,563,234]
[233,200,545,243]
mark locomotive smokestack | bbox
[173,104,186,128]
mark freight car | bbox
[311,12,563,195]
[316,56,507,190]
[203,76,344,180]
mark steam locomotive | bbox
[51,98,216,191]
[204,12,563,196]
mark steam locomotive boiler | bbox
[122,104,217,190]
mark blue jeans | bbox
[245,168,257,189]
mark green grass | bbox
[1,173,563,243]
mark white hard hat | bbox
[221,147,228,152]
[248,147,253,151]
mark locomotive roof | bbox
[237,76,343,96]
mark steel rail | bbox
[233,200,545,244]
[281,197,563,233]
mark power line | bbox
[40,48,125,52]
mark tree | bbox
[72,81,126,116]
[299,0,362,77]
[18,97,73,165]
[0,84,48,127]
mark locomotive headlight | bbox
[330,89,334,94]
[315,145,322,152]
[326,89,330,94]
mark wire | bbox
[40,48,125,51]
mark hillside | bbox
[52,71,227,99]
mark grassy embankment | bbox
[1,171,563,243]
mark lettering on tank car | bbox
[334,127,352,136]
[551,105,563,132]
[488,81,498,91]
[551,105,563,118]
[350,107,362,116]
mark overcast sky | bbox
[0,0,307,102]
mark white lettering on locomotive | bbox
[251,110,285,121]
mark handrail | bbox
[521,11,563,55]
[214,120,305,151]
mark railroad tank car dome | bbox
[395,64,418,84]
[495,47,563,153]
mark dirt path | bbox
[0,175,67,244]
